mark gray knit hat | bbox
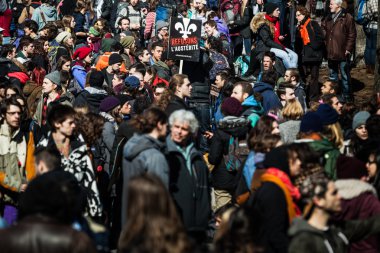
[156,20,169,31]
[352,111,370,130]
[45,71,61,86]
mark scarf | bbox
[264,14,283,47]
[261,167,301,222]
[299,18,311,45]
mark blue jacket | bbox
[253,82,282,113]
[72,65,86,90]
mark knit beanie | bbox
[73,46,92,61]
[300,112,323,133]
[156,20,169,31]
[120,36,135,49]
[264,2,279,15]
[55,31,72,44]
[221,97,243,117]
[117,94,134,106]
[124,76,140,88]
[101,38,117,53]
[263,145,290,175]
[45,71,61,86]
[100,96,121,112]
[336,156,367,180]
[89,70,105,88]
[315,104,339,126]
[352,111,370,130]
[108,53,124,65]
[89,26,100,37]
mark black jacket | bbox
[209,116,249,191]
[165,95,189,117]
[166,136,211,233]
[73,87,108,113]
[297,19,325,63]
[229,5,253,38]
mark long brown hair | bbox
[118,174,191,253]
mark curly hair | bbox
[75,112,105,146]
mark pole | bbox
[179,60,183,74]
[374,0,380,92]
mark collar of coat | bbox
[326,8,348,21]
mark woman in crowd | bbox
[32,38,49,73]
[62,15,76,33]
[295,6,324,102]
[56,55,72,72]
[118,174,191,253]
[204,36,230,82]
[279,99,304,144]
[71,46,93,91]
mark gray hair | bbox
[169,109,199,134]
[332,0,343,7]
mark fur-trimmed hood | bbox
[335,179,378,199]
[250,12,274,35]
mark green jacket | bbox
[309,139,341,180]
[288,216,380,253]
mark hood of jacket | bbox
[288,218,325,237]
[242,95,264,113]
[335,179,377,199]
[124,134,166,161]
[217,116,250,137]
[250,12,274,34]
[40,4,57,18]
[253,81,275,93]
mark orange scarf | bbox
[299,18,311,46]
[260,168,301,223]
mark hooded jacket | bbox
[73,87,108,113]
[332,180,380,253]
[165,136,211,233]
[121,134,169,225]
[288,215,380,253]
[253,81,282,113]
[250,12,284,56]
[31,4,58,30]
[209,116,250,191]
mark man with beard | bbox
[121,107,170,225]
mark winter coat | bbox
[72,65,87,90]
[322,9,356,61]
[165,95,189,117]
[250,12,284,56]
[209,116,250,191]
[253,81,282,113]
[165,136,211,233]
[288,215,380,253]
[241,95,264,126]
[31,4,58,31]
[229,4,253,38]
[333,179,380,253]
[34,94,72,127]
[0,122,27,203]
[297,18,325,63]
[38,134,103,218]
[309,139,341,180]
[121,134,169,225]
[99,112,118,175]
[73,87,108,113]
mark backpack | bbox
[355,0,372,25]
[116,2,129,19]
[47,45,64,71]
[223,136,249,172]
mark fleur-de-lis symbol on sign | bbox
[175,18,197,39]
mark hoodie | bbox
[121,134,169,225]
[241,95,264,127]
[253,81,282,113]
[32,4,58,30]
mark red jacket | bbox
[0,9,12,37]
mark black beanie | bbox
[263,145,290,175]
[108,53,124,65]
[89,70,105,88]
[264,2,279,15]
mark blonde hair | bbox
[323,122,344,148]
[282,99,304,120]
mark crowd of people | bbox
[0,0,380,252]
